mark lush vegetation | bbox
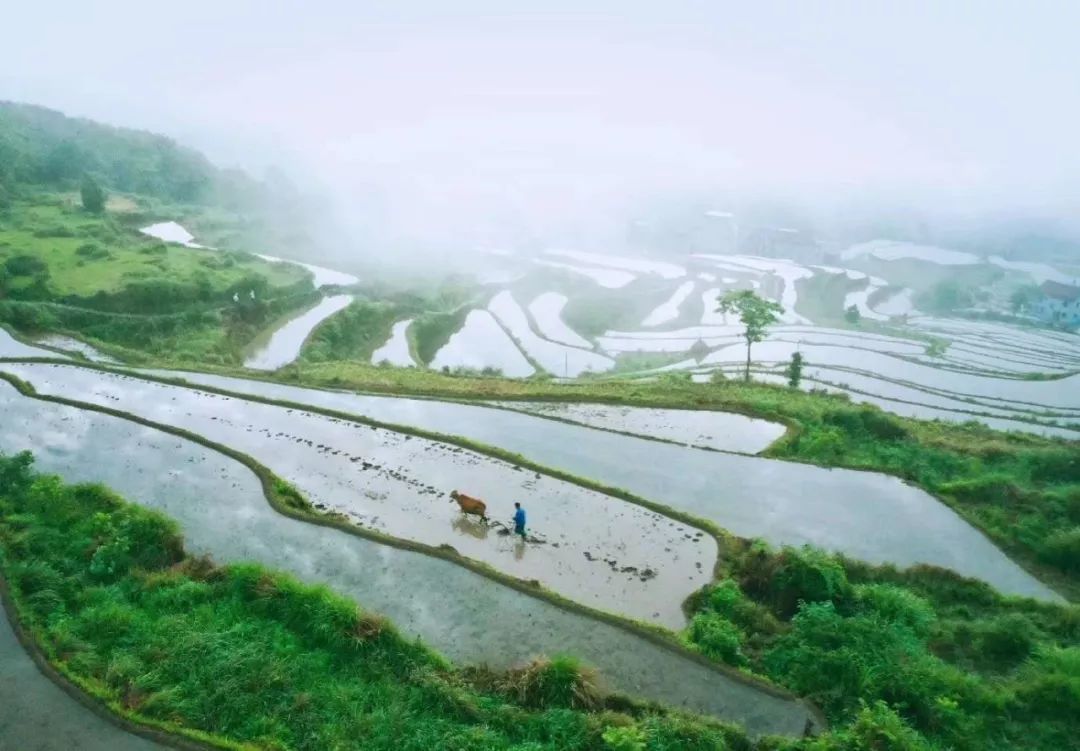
[0,198,306,303]
[0,101,277,210]
[684,541,1079,751]
[300,299,407,363]
[0,103,325,363]
[0,452,776,751]
[296,278,486,367]
[792,273,864,326]
[4,450,1077,751]
[558,275,692,339]
[411,306,474,365]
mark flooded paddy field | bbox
[431,309,536,377]
[123,368,1061,601]
[642,281,697,326]
[528,292,594,348]
[244,294,355,371]
[533,258,636,288]
[370,318,416,366]
[280,247,1080,396]
[701,341,1080,413]
[682,364,1080,439]
[0,381,813,735]
[491,401,786,454]
[1,327,62,359]
[547,250,686,279]
[1,363,713,627]
[488,291,614,377]
[798,380,1080,440]
[34,335,118,363]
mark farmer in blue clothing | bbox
[512,502,526,539]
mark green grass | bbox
[684,543,1080,751]
[792,273,863,325]
[4,452,1076,750]
[0,452,768,751]
[411,305,474,366]
[300,300,406,363]
[0,196,306,299]
[0,193,323,363]
[559,275,683,339]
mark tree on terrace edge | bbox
[717,289,783,382]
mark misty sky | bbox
[3,1,1079,245]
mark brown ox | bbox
[449,490,488,522]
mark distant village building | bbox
[1033,281,1080,327]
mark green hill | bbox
[0,103,321,363]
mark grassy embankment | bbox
[298,279,484,368]
[3,448,1078,751]
[0,452,785,751]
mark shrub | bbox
[937,475,1024,506]
[709,579,745,616]
[81,174,106,213]
[4,254,47,276]
[688,612,746,665]
[823,406,908,441]
[32,224,76,238]
[499,655,604,710]
[1023,449,1079,484]
[0,450,35,491]
[602,725,646,751]
[787,351,804,388]
[799,426,846,460]
[764,602,943,721]
[976,614,1037,666]
[1011,646,1080,718]
[770,546,852,616]
[804,701,933,751]
[854,584,936,636]
[75,242,111,260]
[87,502,183,580]
[1041,527,1080,574]
[661,370,693,386]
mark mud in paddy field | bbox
[131,368,1061,602]
[0,363,714,627]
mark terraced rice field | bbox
[96,368,1062,601]
[331,247,1078,446]
[1,362,713,627]
[244,294,355,370]
[488,291,613,377]
[430,309,535,377]
[0,380,812,734]
[370,318,416,366]
[489,401,787,454]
